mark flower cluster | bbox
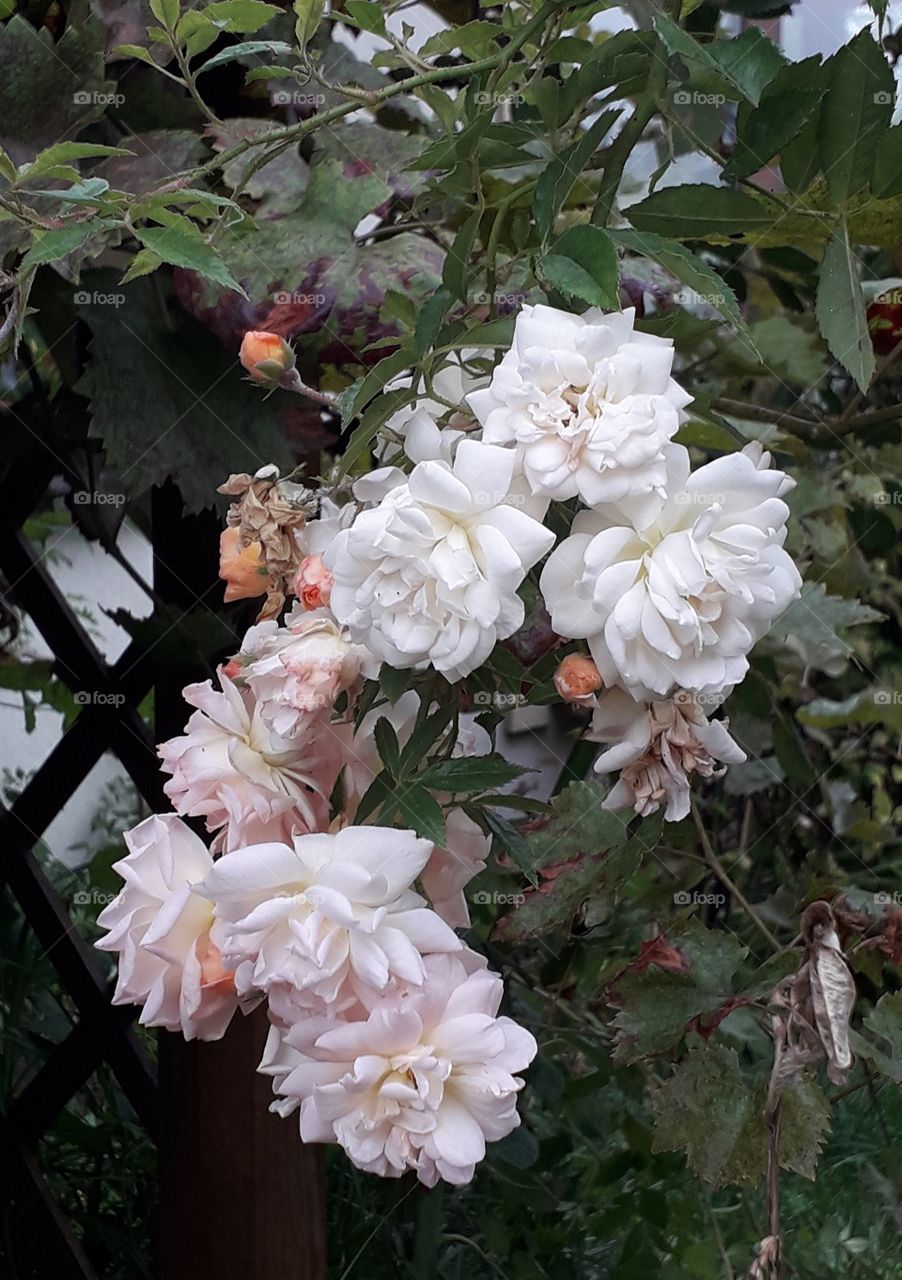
[97,545,533,1183]
[97,299,802,1186]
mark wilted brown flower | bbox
[217,464,313,621]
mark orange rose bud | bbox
[554,653,602,704]
[239,330,294,384]
[218,527,269,602]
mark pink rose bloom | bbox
[259,951,537,1185]
[240,608,373,740]
[95,815,238,1041]
[294,554,333,610]
[158,670,342,851]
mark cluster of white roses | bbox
[96,300,801,1185]
[97,593,534,1184]
[327,303,801,821]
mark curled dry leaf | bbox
[746,1234,780,1280]
[801,901,856,1085]
[217,465,314,621]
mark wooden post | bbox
[152,483,326,1280]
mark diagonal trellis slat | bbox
[0,465,326,1278]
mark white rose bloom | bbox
[95,815,238,1041]
[259,951,536,1185]
[588,687,746,822]
[467,304,692,506]
[540,444,802,698]
[239,607,375,739]
[326,440,555,681]
[379,350,489,466]
[199,825,462,1019]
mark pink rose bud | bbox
[239,330,295,385]
[554,654,603,704]
[218,527,269,603]
[294,554,333,610]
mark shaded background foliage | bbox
[3,0,902,1277]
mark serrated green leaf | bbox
[417,754,526,794]
[22,142,134,182]
[816,224,875,393]
[149,0,179,30]
[204,0,280,35]
[655,17,784,105]
[343,0,386,36]
[819,29,894,204]
[196,38,292,73]
[443,208,480,302]
[627,184,773,241]
[21,219,112,268]
[851,991,902,1082]
[770,581,882,674]
[612,228,753,349]
[113,43,163,65]
[538,224,619,309]
[293,0,323,53]
[724,56,827,182]
[135,224,247,295]
[533,107,621,243]
[394,784,446,850]
[120,247,163,283]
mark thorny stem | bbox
[145,1,563,198]
[690,799,781,951]
[279,367,338,407]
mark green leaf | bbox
[538,224,619,310]
[417,754,526,794]
[655,17,784,105]
[443,209,481,302]
[339,387,411,475]
[112,43,163,65]
[294,0,324,53]
[533,107,621,242]
[204,0,280,34]
[196,38,292,73]
[770,582,882,675]
[627,185,773,242]
[176,12,219,56]
[21,220,111,267]
[22,142,134,181]
[135,223,247,296]
[120,248,163,283]
[724,56,827,182]
[819,29,894,204]
[343,0,386,36]
[850,992,902,1083]
[394,784,446,850]
[414,288,452,357]
[149,0,179,30]
[420,20,500,60]
[373,717,401,779]
[612,228,753,348]
[872,123,902,198]
[611,924,748,1064]
[245,63,296,81]
[815,223,875,393]
[482,808,536,884]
